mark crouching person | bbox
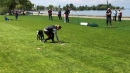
[43,25,62,43]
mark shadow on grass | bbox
[16,20,22,21]
[106,26,118,28]
[49,41,70,43]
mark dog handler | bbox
[43,25,62,43]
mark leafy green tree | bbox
[66,4,69,8]
[91,5,96,10]
[0,7,8,15]
[48,4,54,10]
[69,3,76,10]
[78,6,85,11]
[0,0,33,15]
[37,5,45,11]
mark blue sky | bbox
[30,0,130,9]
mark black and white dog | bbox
[37,30,44,41]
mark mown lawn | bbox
[0,15,130,73]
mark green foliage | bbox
[0,7,9,15]
[37,5,45,11]
[0,0,33,15]
[0,15,130,73]
[48,5,54,9]
[63,3,123,10]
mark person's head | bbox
[107,8,111,12]
[55,25,62,30]
[107,8,110,10]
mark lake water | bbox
[39,10,130,17]
[60,10,130,17]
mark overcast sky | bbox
[30,0,130,9]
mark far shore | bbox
[32,13,130,20]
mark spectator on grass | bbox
[48,9,53,20]
[58,9,62,21]
[106,8,112,27]
[112,8,117,22]
[64,7,70,22]
[43,25,62,43]
[118,9,122,22]
[15,11,19,20]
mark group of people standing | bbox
[112,8,122,22]
[48,8,70,23]
[106,8,122,27]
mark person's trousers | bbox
[44,31,54,41]
[113,16,117,21]
[106,16,111,24]
[49,14,53,20]
[66,15,69,22]
[118,16,121,22]
[58,15,62,20]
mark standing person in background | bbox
[112,8,117,22]
[15,11,19,20]
[48,9,53,20]
[118,9,122,22]
[106,8,112,27]
[64,7,70,22]
[58,9,62,21]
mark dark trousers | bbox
[58,15,62,20]
[118,16,121,22]
[106,16,112,26]
[66,15,69,22]
[113,16,117,22]
[49,14,53,20]
[44,31,54,41]
[15,16,18,20]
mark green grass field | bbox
[0,15,130,73]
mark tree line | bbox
[0,0,33,15]
[0,0,124,15]
[39,3,124,11]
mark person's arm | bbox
[68,10,70,15]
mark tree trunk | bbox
[8,3,16,15]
